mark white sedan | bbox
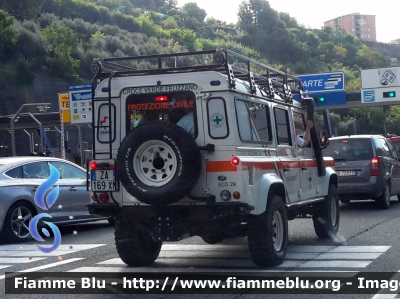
[0,156,113,243]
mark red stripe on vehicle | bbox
[206,161,237,172]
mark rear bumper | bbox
[337,177,384,200]
[87,203,119,218]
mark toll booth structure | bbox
[0,110,92,166]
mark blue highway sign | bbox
[297,72,345,93]
[68,84,92,91]
[70,90,92,101]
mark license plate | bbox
[91,170,116,191]
[337,170,357,176]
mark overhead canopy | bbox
[0,112,62,131]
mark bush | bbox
[1,59,35,87]
[111,11,140,32]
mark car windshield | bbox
[324,138,374,161]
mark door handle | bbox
[69,187,77,191]
[283,168,290,172]
[302,167,308,170]
[33,185,57,191]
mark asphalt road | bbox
[2,198,400,299]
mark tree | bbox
[181,2,206,23]
[0,9,19,46]
[278,12,298,28]
[0,0,47,19]
[163,17,178,29]
[42,23,80,81]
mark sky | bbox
[176,0,400,43]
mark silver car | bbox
[0,156,112,243]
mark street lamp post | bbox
[10,103,51,156]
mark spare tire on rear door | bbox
[116,121,201,205]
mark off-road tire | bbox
[1,201,35,243]
[313,184,340,239]
[248,195,288,267]
[116,121,201,206]
[377,182,390,209]
[115,220,162,266]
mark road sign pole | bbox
[78,124,84,167]
[60,111,65,159]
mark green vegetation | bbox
[0,0,398,135]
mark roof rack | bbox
[90,49,305,160]
[90,49,304,102]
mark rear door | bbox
[22,162,70,221]
[383,139,400,195]
[50,161,92,219]
[324,138,374,183]
[293,111,317,200]
[274,106,300,203]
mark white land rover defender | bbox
[87,49,339,267]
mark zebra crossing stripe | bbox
[0,244,105,252]
[67,245,390,273]
[69,266,360,274]
[371,271,400,299]
[0,244,106,257]
[0,257,46,264]
[0,244,106,279]
[160,245,391,253]
[0,258,85,280]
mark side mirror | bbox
[318,130,329,149]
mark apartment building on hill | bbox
[324,13,376,42]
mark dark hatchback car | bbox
[389,136,400,154]
[324,135,400,209]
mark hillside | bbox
[0,0,399,139]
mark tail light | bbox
[99,193,109,203]
[89,161,98,170]
[231,157,240,166]
[371,157,379,176]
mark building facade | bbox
[324,13,376,42]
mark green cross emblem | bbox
[213,115,222,125]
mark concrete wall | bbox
[0,74,93,158]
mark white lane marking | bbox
[0,244,107,257]
[330,246,391,253]
[298,260,372,268]
[161,244,249,251]
[96,258,371,269]
[371,271,400,299]
[156,251,320,260]
[314,252,382,260]
[0,257,47,263]
[161,245,390,253]
[69,267,359,274]
[287,246,337,253]
[0,258,85,280]
[0,244,106,251]
[0,251,79,257]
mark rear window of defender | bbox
[125,91,198,138]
